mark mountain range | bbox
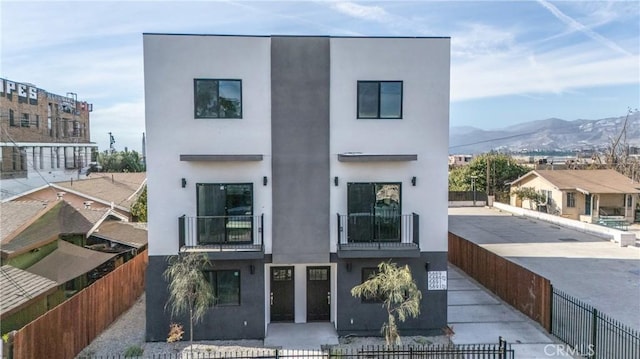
[450,111,640,154]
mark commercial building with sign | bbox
[0,78,97,199]
[144,34,450,340]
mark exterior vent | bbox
[56,191,66,200]
[83,201,93,209]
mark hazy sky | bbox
[2,0,638,152]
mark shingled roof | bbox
[0,265,58,318]
[1,201,100,259]
[0,201,49,242]
[52,172,146,211]
[91,221,148,249]
[512,169,640,194]
[26,240,117,284]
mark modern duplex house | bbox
[143,34,450,341]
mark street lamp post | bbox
[470,175,478,206]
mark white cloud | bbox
[452,45,639,101]
[451,23,518,59]
[331,1,389,22]
[536,0,633,56]
[328,1,432,35]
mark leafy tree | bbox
[351,261,422,345]
[163,253,215,351]
[96,150,145,172]
[511,187,547,210]
[449,153,529,194]
[131,185,147,222]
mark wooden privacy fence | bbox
[448,233,552,331]
[12,250,148,359]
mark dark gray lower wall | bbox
[335,252,448,336]
[145,255,265,341]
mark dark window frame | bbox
[21,113,30,127]
[357,80,403,119]
[194,79,243,119]
[204,269,241,306]
[196,183,254,244]
[566,192,576,208]
[9,109,16,126]
[360,267,384,303]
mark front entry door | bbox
[270,267,294,322]
[306,267,330,321]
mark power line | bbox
[449,130,539,150]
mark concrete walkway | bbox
[264,323,339,350]
[448,264,574,358]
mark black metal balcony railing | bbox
[179,215,263,251]
[337,213,419,249]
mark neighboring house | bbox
[0,78,97,200]
[448,154,473,167]
[3,172,147,220]
[144,35,450,340]
[510,169,640,223]
[0,265,64,335]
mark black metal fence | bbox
[80,339,514,359]
[552,287,640,359]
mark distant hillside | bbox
[450,112,640,154]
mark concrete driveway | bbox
[449,206,640,330]
[448,264,573,358]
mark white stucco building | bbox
[144,34,450,340]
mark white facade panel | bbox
[144,35,273,256]
[329,38,450,252]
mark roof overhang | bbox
[180,154,263,161]
[337,153,418,162]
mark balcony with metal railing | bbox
[178,214,264,259]
[336,213,419,258]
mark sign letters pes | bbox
[0,78,38,105]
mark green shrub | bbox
[124,345,144,358]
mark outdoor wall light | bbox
[411,176,417,186]
[249,265,255,275]
[425,262,430,272]
[181,178,187,188]
[263,176,268,186]
[334,176,339,186]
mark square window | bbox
[204,270,240,306]
[194,79,242,119]
[357,81,402,119]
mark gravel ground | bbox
[76,293,452,358]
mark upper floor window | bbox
[566,192,576,208]
[9,109,16,126]
[196,183,253,244]
[357,81,402,119]
[348,182,401,243]
[194,79,242,119]
[21,113,30,127]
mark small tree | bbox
[163,253,215,351]
[351,261,422,345]
[512,187,547,210]
[131,185,147,222]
